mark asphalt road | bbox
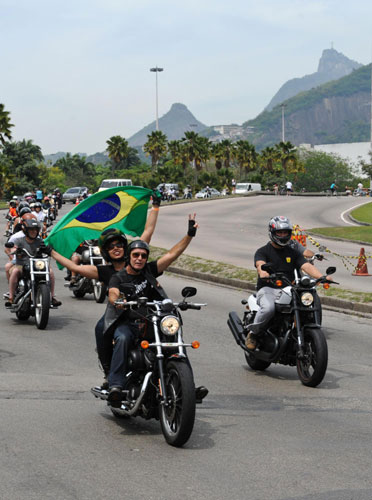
[1,258,372,500]
[150,195,372,293]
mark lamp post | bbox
[281,104,286,142]
[150,66,164,131]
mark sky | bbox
[1,0,372,155]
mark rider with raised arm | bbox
[245,216,330,351]
[105,214,199,406]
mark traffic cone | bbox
[352,248,371,276]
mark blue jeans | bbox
[108,322,140,389]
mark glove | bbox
[187,219,197,237]
[39,242,53,256]
[315,253,324,261]
[152,190,161,208]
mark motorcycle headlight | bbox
[92,246,101,256]
[160,316,180,336]
[35,260,45,271]
[82,250,90,262]
[301,292,314,306]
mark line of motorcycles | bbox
[2,215,338,445]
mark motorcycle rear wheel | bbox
[160,361,195,447]
[297,328,328,387]
[244,352,271,371]
[35,283,50,330]
[94,282,107,303]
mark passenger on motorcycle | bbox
[245,216,331,351]
[4,218,62,309]
[4,200,18,236]
[105,214,199,406]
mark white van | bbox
[235,182,261,194]
[98,179,132,192]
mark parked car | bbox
[62,187,88,203]
[98,178,132,192]
[235,182,262,194]
[195,187,221,199]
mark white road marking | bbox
[340,200,372,225]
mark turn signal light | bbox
[141,340,149,349]
[191,341,200,349]
[323,283,330,290]
[275,280,283,287]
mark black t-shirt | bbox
[96,264,116,285]
[254,242,307,291]
[109,261,161,300]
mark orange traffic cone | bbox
[352,248,371,276]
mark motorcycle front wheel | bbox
[297,328,328,387]
[35,283,50,330]
[94,282,107,303]
[160,361,195,447]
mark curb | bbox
[166,266,372,317]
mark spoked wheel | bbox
[160,361,195,447]
[94,282,107,303]
[35,283,50,330]
[297,328,328,387]
[244,352,271,371]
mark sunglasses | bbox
[107,241,125,250]
[131,252,148,259]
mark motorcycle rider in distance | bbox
[245,216,332,351]
[4,218,62,308]
[105,214,202,407]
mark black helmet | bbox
[268,216,292,247]
[34,202,42,209]
[22,218,40,238]
[19,207,32,217]
[98,228,128,262]
[9,200,17,208]
[127,240,150,257]
[18,201,30,213]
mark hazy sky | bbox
[1,0,371,155]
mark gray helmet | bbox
[127,239,150,257]
[22,218,40,239]
[268,216,292,247]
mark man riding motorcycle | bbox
[4,218,62,309]
[105,214,201,406]
[245,216,331,351]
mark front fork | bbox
[294,305,305,360]
[152,315,169,406]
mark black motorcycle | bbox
[91,286,206,447]
[228,264,337,387]
[6,245,56,329]
[68,240,107,303]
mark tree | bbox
[0,103,14,147]
[276,141,301,175]
[234,141,257,180]
[55,153,96,188]
[143,131,168,171]
[106,135,130,176]
[297,150,355,192]
[2,139,44,192]
[359,150,372,180]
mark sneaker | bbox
[5,300,13,309]
[100,377,109,391]
[51,297,62,307]
[195,386,208,404]
[108,387,123,408]
[3,292,10,300]
[245,332,257,350]
[69,276,78,286]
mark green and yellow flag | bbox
[46,186,152,260]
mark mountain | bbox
[44,151,109,165]
[265,48,362,111]
[128,103,207,147]
[244,63,371,149]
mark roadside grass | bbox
[309,226,372,244]
[350,202,372,224]
[147,243,372,304]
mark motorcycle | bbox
[4,214,15,239]
[6,245,57,329]
[91,285,206,447]
[68,240,107,303]
[227,264,337,387]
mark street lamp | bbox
[281,104,286,142]
[150,66,164,131]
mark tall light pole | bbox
[150,66,163,131]
[281,104,286,142]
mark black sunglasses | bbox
[107,241,125,250]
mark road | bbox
[150,195,372,292]
[1,258,372,500]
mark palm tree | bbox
[143,131,168,171]
[260,146,280,173]
[276,141,298,173]
[219,139,233,169]
[106,135,130,176]
[0,103,14,147]
[234,141,257,180]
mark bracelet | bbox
[152,207,160,211]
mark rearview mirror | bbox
[325,266,336,275]
[181,286,197,298]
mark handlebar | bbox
[113,298,206,310]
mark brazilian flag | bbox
[46,186,152,260]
